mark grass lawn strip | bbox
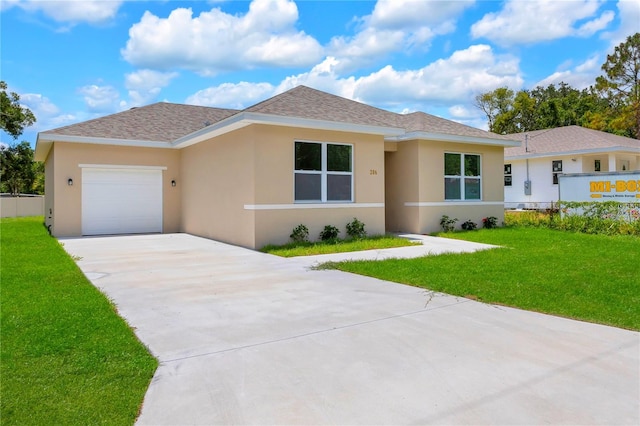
[261,235,417,257]
[1,217,157,425]
[328,228,640,331]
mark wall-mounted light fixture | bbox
[67,178,74,186]
[171,179,177,187]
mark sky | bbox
[1,0,639,147]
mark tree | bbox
[595,32,640,139]
[0,141,43,195]
[475,83,609,134]
[474,87,514,131]
[1,81,36,139]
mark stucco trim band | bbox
[78,164,168,170]
[404,201,505,207]
[244,203,384,210]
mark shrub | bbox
[461,220,477,231]
[482,216,498,229]
[504,202,640,236]
[289,224,309,243]
[346,217,367,239]
[440,215,458,232]
[319,225,340,241]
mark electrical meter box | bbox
[524,180,532,195]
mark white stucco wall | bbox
[505,151,640,209]
[505,155,582,209]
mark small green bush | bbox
[290,224,309,243]
[482,216,498,229]
[461,220,477,231]
[505,201,640,236]
[319,225,340,241]
[346,218,367,239]
[440,215,458,232]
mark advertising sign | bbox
[558,172,640,202]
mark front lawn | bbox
[261,235,417,257]
[0,217,157,425]
[325,227,640,331]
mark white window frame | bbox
[444,152,482,201]
[294,141,354,203]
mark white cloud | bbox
[78,84,120,113]
[353,45,523,108]
[15,92,80,133]
[369,0,473,29]
[123,69,178,107]
[3,0,122,24]
[186,82,275,109]
[535,55,602,89]
[327,0,474,73]
[471,0,613,46]
[603,0,640,47]
[121,0,323,75]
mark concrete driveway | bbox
[61,234,639,425]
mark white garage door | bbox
[82,168,163,235]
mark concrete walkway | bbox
[61,234,639,425]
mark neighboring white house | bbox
[504,126,640,209]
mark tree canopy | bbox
[0,141,43,195]
[475,32,639,138]
[1,81,36,139]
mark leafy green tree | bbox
[476,83,609,135]
[1,81,36,139]
[474,87,515,131]
[594,32,640,138]
[0,141,43,195]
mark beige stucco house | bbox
[35,86,518,249]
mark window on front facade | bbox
[444,153,481,200]
[552,160,562,185]
[504,163,512,186]
[295,141,353,202]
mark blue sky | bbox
[1,0,638,147]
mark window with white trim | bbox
[294,141,353,202]
[444,153,481,200]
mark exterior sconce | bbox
[171,179,177,187]
[67,178,73,186]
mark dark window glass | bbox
[327,174,351,201]
[504,164,512,175]
[445,177,461,200]
[465,155,480,176]
[295,142,321,171]
[327,144,352,172]
[445,153,461,176]
[465,178,481,199]
[294,173,321,201]
[504,176,512,186]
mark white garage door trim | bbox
[81,166,164,236]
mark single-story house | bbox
[503,126,640,209]
[35,85,519,249]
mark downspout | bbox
[524,133,531,197]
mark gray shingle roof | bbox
[245,85,403,128]
[400,111,515,140]
[45,102,240,142]
[504,126,640,157]
[40,85,510,143]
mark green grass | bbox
[261,235,417,257]
[1,217,157,425]
[325,227,640,331]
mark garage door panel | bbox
[82,168,162,235]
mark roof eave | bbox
[505,146,640,160]
[386,131,520,147]
[172,112,406,148]
[34,132,173,161]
